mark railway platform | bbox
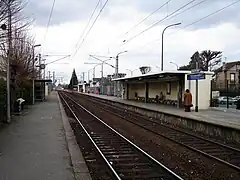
[78,92,240,143]
[81,93,240,130]
[0,91,91,180]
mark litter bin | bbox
[16,98,25,112]
[236,99,240,110]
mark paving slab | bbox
[0,91,90,180]
[81,93,240,130]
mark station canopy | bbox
[113,70,192,82]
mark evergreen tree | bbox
[68,69,78,89]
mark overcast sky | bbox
[25,0,240,83]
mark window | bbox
[166,82,171,95]
[230,73,235,83]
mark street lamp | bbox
[161,22,181,71]
[115,50,128,78]
[114,50,127,96]
[84,63,101,79]
[126,68,138,77]
[87,55,116,95]
[88,55,115,77]
[32,44,41,105]
[170,61,179,70]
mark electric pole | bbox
[48,71,51,79]
[53,71,55,86]
[6,5,12,123]
[38,54,41,79]
[82,72,85,83]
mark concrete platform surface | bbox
[0,91,91,180]
[82,93,240,130]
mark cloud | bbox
[132,0,240,29]
[25,0,100,26]
[28,0,240,84]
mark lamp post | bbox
[126,68,138,77]
[114,51,127,96]
[32,44,41,105]
[88,55,114,78]
[161,23,181,71]
[86,55,115,94]
[84,63,101,79]
[170,61,179,70]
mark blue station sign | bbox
[187,73,205,80]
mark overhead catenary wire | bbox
[122,0,197,46]
[173,0,240,33]
[74,0,101,49]
[123,0,172,36]
[107,0,171,48]
[128,0,209,52]
[71,0,110,60]
[41,0,56,52]
[128,0,240,53]
[46,55,71,65]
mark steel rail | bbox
[79,94,240,171]
[59,92,121,180]
[60,91,184,180]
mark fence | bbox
[211,80,240,109]
[0,79,34,124]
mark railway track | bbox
[72,93,240,172]
[59,91,183,180]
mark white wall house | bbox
[185,72,214,110]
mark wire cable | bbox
[107,0,171,48]
[128,0,209,52]
[123,0,171,36]
[71,0,110,60]
[122,0,197,45]
[46,55,71,65]
[74,0,101,49]
[129,0,240,53]
[41,0,56,52]
[173,0,240,34]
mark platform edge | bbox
[57,92,92,180]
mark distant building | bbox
[78,73,126,95]
[213,61,240,92]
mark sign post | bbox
[187,68,205,112]
[195,64,199,112]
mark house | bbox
[213,61,240,92]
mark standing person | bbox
[95,88,99,95]
[184,89,192,112]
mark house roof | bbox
[215,61,240,73]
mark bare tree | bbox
[179,50,222,71]
[200,50,222,71]
[0,0,34,79]
[0,0,36,108]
